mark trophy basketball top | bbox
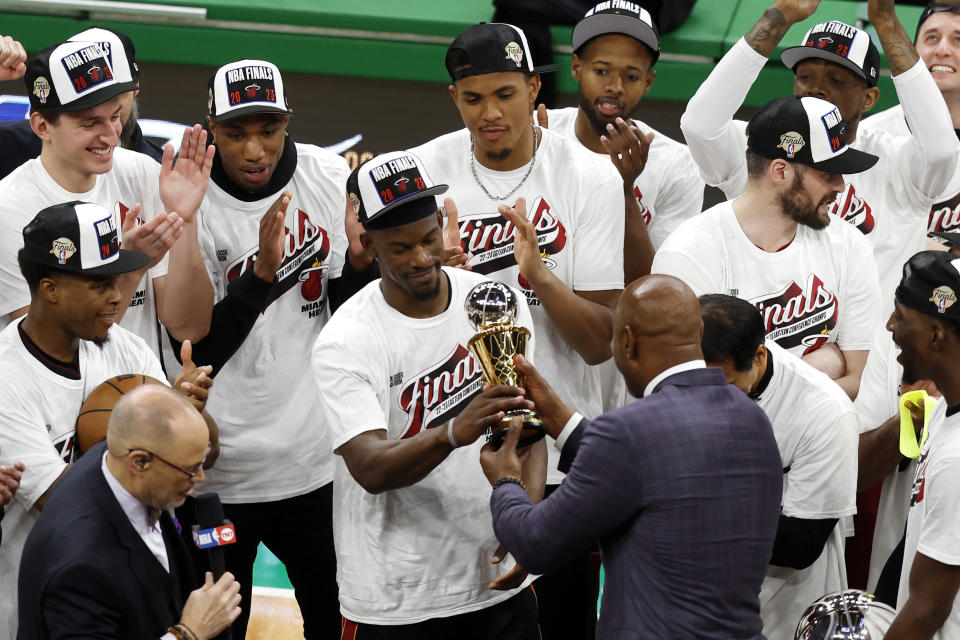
[465,281,519,330]
[794,590,895,639]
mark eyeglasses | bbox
[128,448,206,479]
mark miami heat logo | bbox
[397,345,483,439]
[751,274,839,355]
[245,84,260,98]
[88,65,102,82]
[395,177,409,193]
[457,196,568,277]
[225,208,331,309]
[928,191,960,233]
[829,184,874,234]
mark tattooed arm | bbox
[868,0,919,75]
[745,1,821,57]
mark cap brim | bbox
[83,248,151,275]
[571,15,660,57]
[366,184,449,223]
[809,147,878,175]
[210,104,294,123]
[59,80,138,113]
[781,46,868,82]
[930,231,960,247]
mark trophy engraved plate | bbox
[465,281,545,449]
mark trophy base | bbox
[488,411,546,451]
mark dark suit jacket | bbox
[492,367,784,640]
[18,442,196,639]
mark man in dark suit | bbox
[480,274,783,639]
[18,385,239,640]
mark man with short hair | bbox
[313,150,544,639]
[680,0,959,314]
[698,293,858,640]
[653,94,882,399]
[18,385,240,640]
[0,201,213,640]
[883,250,960,639]
[0,27,163,181]
[480,275,783,639]
[0,37,215,357]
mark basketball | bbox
[75,374,165,454]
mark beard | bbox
[92,333,111,350]
[778,169,833,231]
[120,98,140,147]
[484,146,514,163]
[577,87,637,137]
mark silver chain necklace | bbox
[469,123,539,202]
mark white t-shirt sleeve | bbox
[894,60,960,202]
[314,150,351,280]
[835,232,881,352]
[0,199,30,318]
[853,327,897,434]
[680,38,764,198]
[650,146,705,239]
[572,171,625,291]
[0,384,66,510]
[651,227,722,296]
[916,449,960,566]
[782,409,859,519]
[312,330,388,453]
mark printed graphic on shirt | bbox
[456,196,567,304]
[224,207,331,311]
[113,200,148,310]
[397,344,483,439]
[750,274,838,355]
[928,192,960,234]
[910,448,930,507]
[51,427,75,464]
[632,186,653,226]
[829,183,875,235]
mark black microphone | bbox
[193,492,235,639]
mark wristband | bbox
[448,421,460,449]
[167,624,197,640]
[899,389,936,459]
[492,476,527,491]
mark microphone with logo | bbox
[193,492,237,639]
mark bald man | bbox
[480,275,784,639]
[18,386,240,640]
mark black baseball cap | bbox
[572,2,661,63]
[23,201,150,275]
[747,95,878,174]
[25,40,136,113]
[895,250,960,320]
[446,23,560,82]
[69,27,140,83]
[208,59,294,123]
[781,21,881,87]
[931,230,960,248]
[347,151,448,231]
[916,3,960,39]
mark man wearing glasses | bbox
[18,385,240,640]
[0,201,215,640]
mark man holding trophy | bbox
[312,150,546,639]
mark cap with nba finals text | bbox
[208,59,294,122]
[25,40,136,112]
[22,201,150,275]
[347,151,449,231]
[68,27,140,83]
[781,20,881,87]
[572,1,660,63]
[747,95,878,174]
[446,23,560,82]
[895,250,960,321]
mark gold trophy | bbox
[465,281,545,449]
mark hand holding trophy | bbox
[465,281,546,450]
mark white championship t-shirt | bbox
[861,104,960,238]
[312,267,535,624]
[544,107,704,411]
[652,201,880,358]
[680,38,958,312]
[756,342,858,640]
[194,143,348,503]
[853,326,922,591]
[0,320,165,640]
[410,127,625,482]
[0,150,168,356]
[898,401,960,640]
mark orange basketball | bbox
[75,374,164,454]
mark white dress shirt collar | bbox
[101,452,169,572]
[643,360,706,397]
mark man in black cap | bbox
[883,250,960,640]
[0,201,214,640]
[654,94,882,400]
[681,0,959,320]
[0,27,163,180]
[313,150,545,639]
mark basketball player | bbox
[313,150,544,639]
[0,201,214,640]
